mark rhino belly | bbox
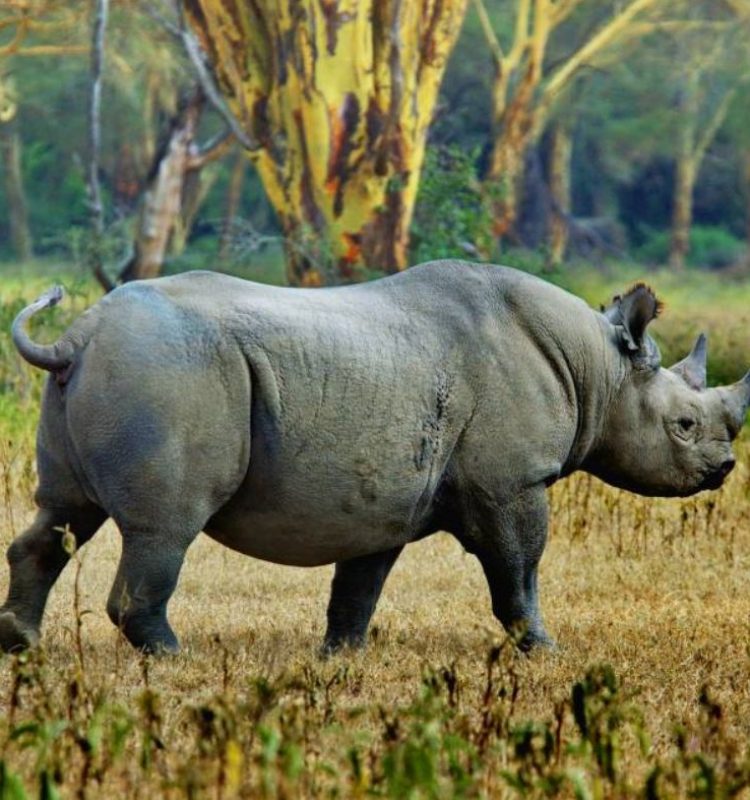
[203,502,415,566]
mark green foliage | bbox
[1,643,749,798]
[636,226,745,270]
[410,146,494,264]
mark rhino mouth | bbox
[697,471,728,492]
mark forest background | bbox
[3,0,750,286]
[2,2,750,798]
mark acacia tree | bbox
[474,0,681,243]
[184,0,468,285]
[545,117,572,264]
[666,15,750,270]
[0,74,32,260]
[118,87,233,281]
[0,0,87,260]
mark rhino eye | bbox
[678,417,696,432]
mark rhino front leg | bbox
[106,531,195,655]
[0,506,107,652]
[463,488,553,652]
[323,546,403,654]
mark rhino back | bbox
[154,262,608,564]
[55,261,610,565]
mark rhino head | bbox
[586,284,749,497]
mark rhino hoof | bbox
[320,636,366,659]
[519,634,557,654]
[141,640,180,657]
[0,612,39,653]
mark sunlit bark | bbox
[547,121,571,266]
[120,90,231,281]
[185,0,468,285]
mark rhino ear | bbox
[669,333,707,390]
[603,283,662,354]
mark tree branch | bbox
[142,0,260,151]
[472,0,503,66]
[550,0,585,27]
[87,0,115,292]
[187,126,234,169]
[693,87,738,163]
[541,0,658,112]
[507,0,531,70]
[12,44,88,56]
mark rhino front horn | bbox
[669,333,707,390]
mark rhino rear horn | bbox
[603,283,662,353]
[726,371,750,427]
[669,333,707,390]
[732,371,750,425]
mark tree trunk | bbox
[120,90,204,281]
[669,140,696,272]
[484,61,544,244]
[170,162,221,257]
[219,149,246,262]
[185,0,468,285]
[0,119,33,261]
[547,121,572,266]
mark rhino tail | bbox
[12,286,76,374]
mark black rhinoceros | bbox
[2,261,748,654]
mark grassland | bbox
[0,263,749,798]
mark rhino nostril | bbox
[720,458,736,476]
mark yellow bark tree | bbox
[0,0,87,58]
[184,0,468,285]
[474,0,679,243]
[666,8,750,270]
[546,119,571,266]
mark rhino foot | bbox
[320,634,366,659]
[516,629,557,654]
[138,638,180,657]
[0,611,39,653]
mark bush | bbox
[410,146,494,265]
[635,225,745,270]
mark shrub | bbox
[635,226,745,270]
[410,146,494,265]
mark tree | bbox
[665,11,750,270]
[184,0,469,285]
[83,1,236,287]
[0,0,87,260]
[473,0,682,244]
[0,73,32,260]
[118,86,232,281]
[546,118,572,265]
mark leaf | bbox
[0,761,28,800]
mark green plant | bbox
[635,225,744,270]
[410,146,494,264]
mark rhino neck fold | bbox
[559,314,625,478]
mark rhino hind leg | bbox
[106,530,195,655]
[0,505,107,652]
[323,546,403,654]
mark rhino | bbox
[1,261,748,655]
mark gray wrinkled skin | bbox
[1,260,748,655]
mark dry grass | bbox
[1,437,749,798]
[1,273,750,797]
